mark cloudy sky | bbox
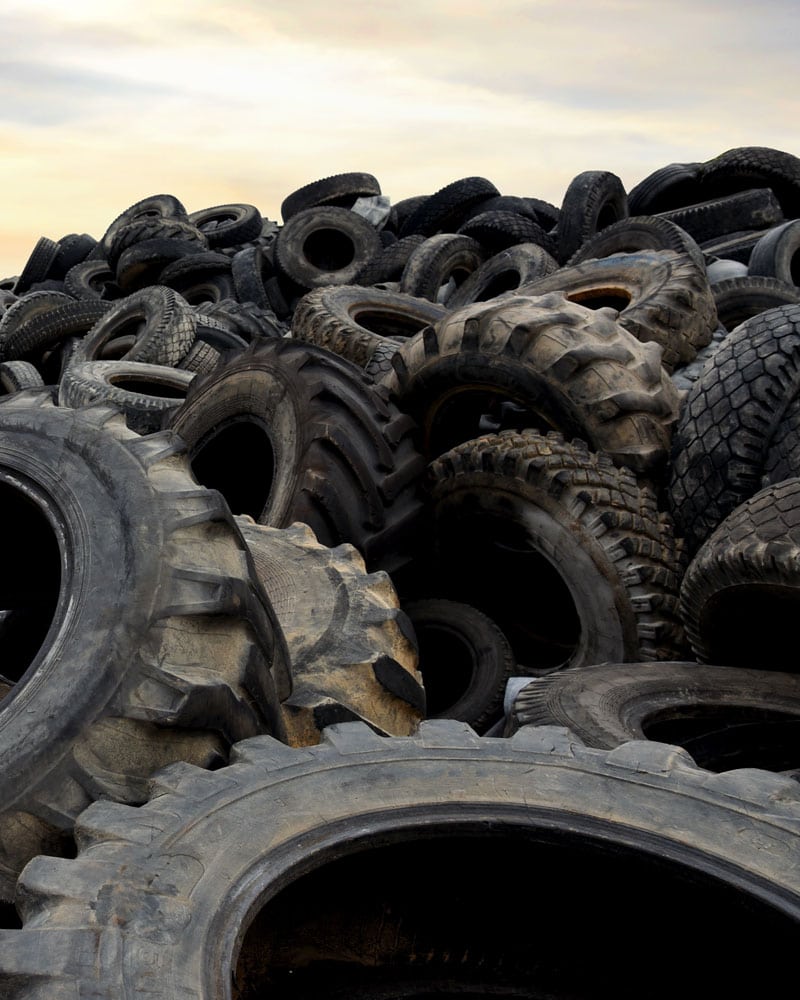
[0,0,798,276]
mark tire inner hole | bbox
[407,620,474,717]
[567,286,631,312]
[303,229,356,272]
[190,417,275,521]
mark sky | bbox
[0,0,798,277]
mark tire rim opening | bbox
[567,286,631,312]
[698,584,800,668]
[642,704,800,773]
[353,309,432,340]
[0,475,64,696]
[190,417,275,520]
[406,619,475,717]
[303,229,356,272]
[427,389,553,459]
[474,268,524,302]
[233,831,798,998]
[107,375,188,399]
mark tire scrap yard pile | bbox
[0,146,799,997]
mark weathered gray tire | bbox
[0,393,289,900]
[239,519,424,745]
[2,720,798,996]
[381,291,680,475]
[505,661,800,774]
[427,430,686,667]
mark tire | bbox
[240,519,424,745]
[669,304,800,553]
[187,203,263,248]
[0,393,288,900]
[556,169,629,263]
[281,172,381,222]
[627,161,703,215]
[427,430,686,667]
[0,299,111,363]
[0,361,44,394]
[63,259,121,302]
[680,478,800,668]
[398,176,500,237]
[445,242,560,309]
[699,145,800,219]
[381,291,680,475]
[711,274,800,331]
[353,233,426,286]
[517,249,718,373]
[70,286,196,368]
[3,720,798,997]
[13,237,60,294]
[402,597,514,732]
[457,210,556,255]
[398,233,485,302]
[505,661,800,774]
[291,284,445,369]
[99,193,188,255]
[59,360,196,434]
[166,338,426,573]
[657,187,783,243]
[748,220,800,286]
[274,206,381,289]
[567,214,706,274]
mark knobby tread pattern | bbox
[3,718,798,997]
[168,338,426,572]
[292,285,445,369]
[428,430,686,661]
[381,291,680,475]
[240,520,423,742]
[457,210,557,256]
[399,176,500,238]
[516,249,718,372]
[680,478,800,660]
[669,304,800,552]
[0,395,288,898]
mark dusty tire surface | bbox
[1,720,798,997]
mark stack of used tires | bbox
[0,147,798,998]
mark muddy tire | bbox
[0,393,288,900]
[2,720,798,996]
[381,291,680,475]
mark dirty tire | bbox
[657,188,783,244]
[2,720,798,997]
[446,242,560,309]
[556,169,629,263]
[399,176,500,237]
[240,519,424,745]
[353,234,426,286]
[291,284,445,369]
[627,161,703,215]
[505,661,800,774]
[281,172,381,222]
[0,299,111,363]
[187,203,263,248]
[711,275,800,331]
[518,249,718,373]
[567,214,706,274]
[274,206,381,289]
[0,361,44,394]
[700,145,800,219]
[427,430,686,667]
[166,338,426,573]
[399,233,485,302]
[748,220,800,286]
[0,394,288,900]
[381,291,680,475]
[669,304,800,553]
[403,597,514,732]
[680,478,800,668]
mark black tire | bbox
[4,720,798,997]
[446,242,560,309]
[14,237,60,294]
[461,193,560,230]
[627,161,703,215]
[240,519,424,744]
[457,210,557,255]
[398,233,485,302]
[281,172,381,222]
[0,393,288,899]
[712,274,800,332]
[700,228,762,266]
[0,299,111,363]
[63,259,121,302]
[187,203,263,248]
[99,193,188,256]
[748,220,800,286]
[403,597,514,732]
[274,206,381,289]
[679,478,800,668]
[0,361,44,394]
[353,233,426,286]
[658,187,783,243]
[427,430,686,667]
[669,304,800,552]
[291,284,445,369]
[556,169,629,263]
[506,661,800,774]
[518,249,717,372]
[398,176,500,237]
[71,286,196,368]
[59,360,196,433]
[567,214,706,274]
[381,291,680,475]
[166,338,426,573]
[699,145,800,219]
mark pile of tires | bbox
[0,148,798,997]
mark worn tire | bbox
[556,169,629,264]
[0,393,288,900]
[427,430,686,667]
[381,291,680,475]
[505,661,800,774]
[274,206,381,289]
[2,720,798,996]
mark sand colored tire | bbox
[239,519,424,745]
[381,291,680,475]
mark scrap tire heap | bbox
[0,146,799,997]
